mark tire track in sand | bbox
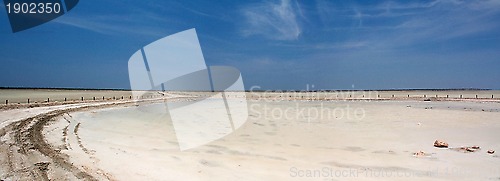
[0,97,180,180]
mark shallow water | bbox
[0,89,133,103]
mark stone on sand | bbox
[434,140,449,148]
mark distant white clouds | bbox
[376,0,440,10]
[241,0,301,40]
[315,0,500,51]
[54,13,170,37]
[275,41,368,50]
[387,0,500,44]
[55,15,126,35]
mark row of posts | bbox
[4,94,166,104]
[247,94,496,100]
[3,94,498,105]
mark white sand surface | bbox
[0,92,184,180]
[42,94,500,181]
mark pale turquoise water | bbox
[0,89,133,103]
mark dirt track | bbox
[0,103,122,180]
[0,97,176,181]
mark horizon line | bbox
[0,86,496,92]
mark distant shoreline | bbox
[0,87,496,92]
[248,88,494,92]
[0,87,132,91]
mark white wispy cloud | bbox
[53,13,171,37]
[317,0,500,51]
[54,15,126,35]
[241,0,301,40]
[381,0,500,46]
[52,1,183,37]
[274,41,369,50]
[376,0,441,10]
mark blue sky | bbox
[0,0,499,90]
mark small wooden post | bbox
[65,98,67,101]
[435,95,438,98]
[476,95,478,99]
[81,97,84,101]
[408,95,410,98]
[392,95,394,98]
[460,95,463,98]
[28,99,30,104]
[130,96,132,99]
[447,95,449,98]
[492,95,494,99]
[121,96,124,99]
[47,98,50,103]
[93,97,96,101]
[5,100,8,104]
[113,96,115,100]
[102,96,105,100]
[424,95,426,98]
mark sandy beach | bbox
[3,0,499,180]
[1,90,500,180]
